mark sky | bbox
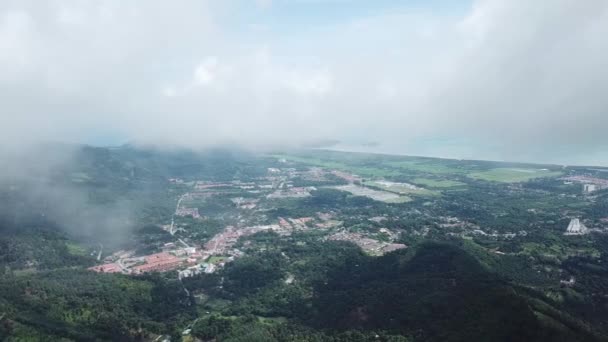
[1,0,608,165]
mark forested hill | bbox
[1,239,602,341]
[311,242,599,341]
[182,236,604,341]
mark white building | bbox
[584,184,597,193]
[564,218,589,235]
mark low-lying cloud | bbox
[1,0,608,164]
[0,144,135,245]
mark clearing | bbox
[333,184,411,203]
[363,180,438,196]
[208,256,229,264]
[386,160,467,174]
[271,154,401,178]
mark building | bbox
[205,263,216,273]
[278,217,292,229]
[564,218,589,235]
[562,176,608,193]
[584,184,597,193]
[132,252,184,274]
[176,207,200,218]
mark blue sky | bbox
[224,0,470,39]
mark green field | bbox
[66,242,87,256]
[208,256,229,264]
[271,154,401,177]
[363,180,439,197]
[279,156,473,176]
[468,168,562,183]
[273,153,564,185]
[520,242,600,259]
[411,178,467,188]
[272,153,480,178]
[386,160,467,174]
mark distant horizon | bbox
[318,144,608,169]
[35,138,608,169]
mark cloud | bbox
[0,143,136,245]
[0,0,608,164]
[194,57,220,86]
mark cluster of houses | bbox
[563,175,608,193]
[327,231,407,256]
[89,246,203,275]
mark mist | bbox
[0,144,136,246]
[1,0,608,164]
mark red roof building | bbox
[132,252,184,274]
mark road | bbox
[96,243,103,261]
[169,195,185,235]
[178,238,191,248]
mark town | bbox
[89,158,608,282]
[88,164,404,278]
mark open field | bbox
[411,178,466,188]
[272,154,475,179]
[66,242,87,256]
[468,168,562,183]
[520,242,600,259]
[270,154,344,169]
[386,160,468,174]
[272,153,565,186]
[333,184,412,203]
[272,154,401,177]
[384,196,413,203]
[272,152,482,179]
[208,256,228,264]
[363,180,439,196]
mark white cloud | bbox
[1,0,608,164]
[281,68,332,95]
[194,56,219,85]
